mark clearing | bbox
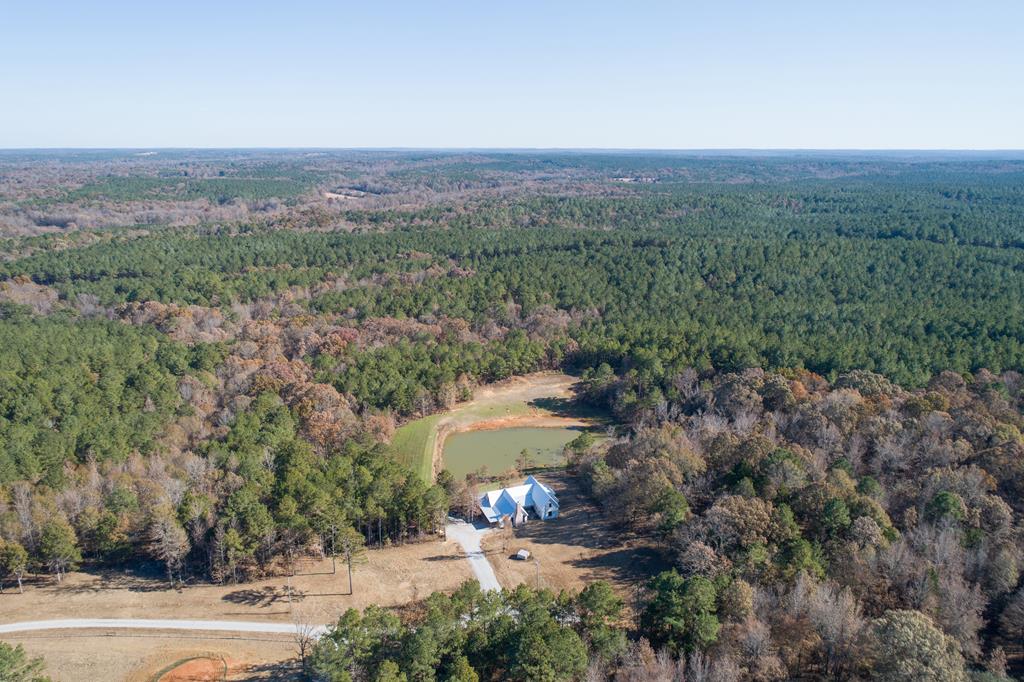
[480,470,671,596]
[0,539,472,680]
[4,378,640,680]
[390,372,600,481]
[4,632,298,681]
[0,539,471,627]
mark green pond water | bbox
[442,427,581,480]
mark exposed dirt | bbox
[481,470,671,598]
[154,654,229,681]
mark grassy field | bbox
[0,540,474,680]
[390,413,443,481]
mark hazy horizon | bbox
[2,147,1023,154]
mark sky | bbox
[1,1,1022,149]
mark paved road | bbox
[446,519,501,591]
[0,618,329,637]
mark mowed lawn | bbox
[390,412,442,481]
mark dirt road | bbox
[0,618,329,636]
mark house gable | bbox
[478,476,560,524]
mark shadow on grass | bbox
[222,586,305,607]
[568,545,671,585]
[50,563,180,595]
[527,395,612,425]
[506,470,673,584]
[422,554,465,562]
[232,659,305,681]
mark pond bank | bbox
[442,425,584,480]
[389,372,600,481]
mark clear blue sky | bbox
[2,1,1022,149]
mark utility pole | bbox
[534,558,541,589]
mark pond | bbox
[442,427,582,480]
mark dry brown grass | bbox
[481,470,670,596]
[5,634,298,682]
[0,539,473,680]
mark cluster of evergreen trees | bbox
[309,580,625,681]
[0,304,203,485]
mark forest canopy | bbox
[1,151,1023,680]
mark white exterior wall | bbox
[529,483,559,519]
[480,477,559,523]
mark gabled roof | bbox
[524,475,558,503]
[478,477,558,523]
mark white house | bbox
[478,475,560,526]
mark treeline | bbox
[0,299,449,583]
[309,580,623,681]
[0,390,447,586]
[316,332,561,414]
[58,175,314,205]
[308,574,1002,681]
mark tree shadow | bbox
[568,546,671,585]
[0,573,49,593]
[232,659,305,681]
[528,396,578,416]
[528,395,612,424]
[422,554,464,562]
[501,470,673,583]
[53,565,179,595]
[222,585,305,607]
[510,471,635,552]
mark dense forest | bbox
[1,150,1023,680]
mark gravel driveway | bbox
[445,518,501,591]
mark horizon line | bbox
[2,146,1024,154]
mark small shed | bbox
[515,549,531,561]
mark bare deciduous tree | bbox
[149,509,189,587]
